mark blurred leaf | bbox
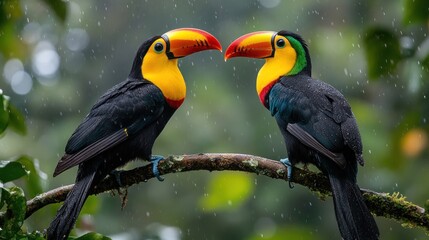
[41,0,68,22]
[71,232,112,240]
[0,187,26,239]
[403,0,429,25]
[349,100,391,167]
[7,103,27,135]
[0,23,27,58]
[407,59,426,93]
[423,53,429,72]
[0,0,22,27]
[80,195,100,215]
[416,35,429,73]
[363,27,401,79]
[16,156,46,197]
[0,92,10,134]
[0,92,26,135]
[200,172,253,211]
[0,2,6,31]
[387,110,424,170]
[22,231,45,239]
[0,161,29,183]
[0,0,27,58]
[248,225,321,240]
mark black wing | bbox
[53,79,165,176]
[273,76,363,167]
[287,123,346,169]
[308,80,364,166]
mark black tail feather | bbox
[47,172,96,240]
[329,174,379,240]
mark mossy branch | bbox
[21,153,429,232]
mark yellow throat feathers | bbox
[256,36,297,96]
[141,39,186,108]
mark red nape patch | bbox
[259,81,277,108]
[166,98,185,109]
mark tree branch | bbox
[23,153,429,232]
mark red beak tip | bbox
[212,41,223,52]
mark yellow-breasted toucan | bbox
[225,30,379,240]
[47,28,222,240]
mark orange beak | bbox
[162,28,222,59]
[224,31,277,61]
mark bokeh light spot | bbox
[258,0,281,8]
[32,41,60,77]
[3,58,24,83]
[11,71,33,95]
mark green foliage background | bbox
[0,0,429,239]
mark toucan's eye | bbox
[154,43,164,53]
[276,39,286,48]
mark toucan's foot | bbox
[280,158,294,188]
[110,169,124,187]
[150,155,165,181]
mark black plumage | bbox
[225,30,379,240]
[268,35,379,240]
[47,27,222,239]
[47,78,176,239]
[269,75,379,239]
[48,36,172,240]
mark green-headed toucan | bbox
[225,30,379,240]
[47,28,222,240]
